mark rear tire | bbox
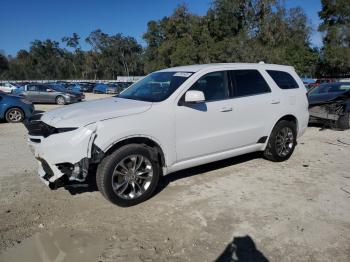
[96,144,160,207]
[264,120,297,162]
[5,108,24,123]
[56,96,65,105]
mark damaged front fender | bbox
[28,122,102,188]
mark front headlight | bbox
[25,120,78,137]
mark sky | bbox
[0,0,323,56]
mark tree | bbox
[319,0,350,76]
[142,0,317,75]
[62,33,85,78]
[0,54,9,78]
[85,30,143,78]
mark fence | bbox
[0,76,144,84]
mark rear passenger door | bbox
[227,69,278,148]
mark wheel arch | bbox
[276,114,298,133]
[264,114,299,149]
[103,136,166,168]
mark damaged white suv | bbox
[25,63,309,206]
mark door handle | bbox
[270,100,280,104]
[220,107,233,112]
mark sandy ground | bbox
[0,93,349,262]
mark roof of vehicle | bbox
[158,63,295,73]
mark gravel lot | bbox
[0,93,349,261]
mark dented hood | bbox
[41,97,152,127]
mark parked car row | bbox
[0,81,134,95]
[12,83,84,105]
[0,80,135,124]
[93,82,133,94]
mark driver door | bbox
[175,71,235,162]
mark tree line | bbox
[0,0,349,80]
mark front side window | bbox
[230,70,270,97]
[118,72,192,102]
[267,70,299,89]
[27,85,38,91]
[188,71,229,101]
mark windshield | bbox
[117,71,193,102]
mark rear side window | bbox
[267,70,299,89]
[230,70,270,97]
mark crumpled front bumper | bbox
[27,123,97,188]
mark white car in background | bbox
[25,63,309,206]
[0,82,19,93]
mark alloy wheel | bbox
[57,97,65,105]
[111,154,153,199]
[7,109,23,122]
[275,127,294,157]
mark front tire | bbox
[264,120,297,162]
[96,144,160,207]
[56,96,66,105]
[5,108,24,123]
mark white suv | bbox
[26,63,309,206]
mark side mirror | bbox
[185,90,205,103]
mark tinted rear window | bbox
[267,70,299,89]
[230,70,270,97]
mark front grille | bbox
[25,120,56,137]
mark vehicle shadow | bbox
[155,152,262,195]
[64,152,262,196]
[216,235,269,262]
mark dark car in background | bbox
[308,82,350,130]
[0,92,34,123]
[79,82,95,93]
[13,84,80,105]
[93,82,132,94]
[106,83,120,94]
[93,83,109,94]
[65,83,82,93]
